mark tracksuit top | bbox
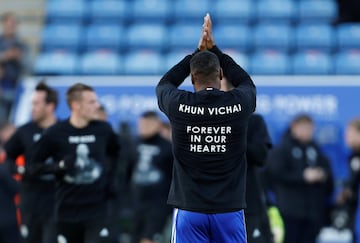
[156,46,256,213]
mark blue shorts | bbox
[171,208,247,243]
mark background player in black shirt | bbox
[128,111,173,243]
[222,78,274,243]
[4,81,58,243]
[29,83,120,243]
[156,14,256,242]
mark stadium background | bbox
[1,0,359,242]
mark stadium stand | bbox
[41,23,82,52]
[295,24,336,52]
[34,50,79,75]
[88,0,128,23]
[212,0,255,24]
[253,24,294,52]
[123,50,163,75]
[46,0,86,23]
[255,0,296,24]
[33,0,359,76]
[79,50,123,75]
[334,50,360,74]
[84,24,124,52]
[298,0,337,24]
[249,50,290,75]
[292,50,333,75]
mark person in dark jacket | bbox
[337,118,360,242]
[267,114,334,243]
[221,79,274,243]
[0,162,21,243]
[246,114,274,243]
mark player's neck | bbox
[195,82,220,92]
[38,114,56,129]
[69,115,90,129]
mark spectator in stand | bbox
[128,111,173,243]
[266,114,334,243]
[0,12,27,117]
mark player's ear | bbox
[190,73,195,85]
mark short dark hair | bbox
[35,80,59,108]
[140,111,159,119]
[349,118,360,132]
[190,51,220,81]
[66,83,94,108]
[291,114,313,125]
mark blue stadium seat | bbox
[213,25,252,52]
[123,50,163,75]
[295,24,336,52]
[223,49,249,71]
[46,0,86,23]
[334,50,360,74]
[126,23,166,51]
[131,0,171,23]
[169,23,201,49]
[164,49,192,72]
[256,0,296,24]
[292,51,333,75]
[41,24,82,52]
[250,50,290,75]
[212,0,255,24]
[337,24,360,50]
[84,24,124,51]
[34,51,79,75]
[174,0,209,22]
[80,50,122,75]
[253,24,294,52]
[298,0,337,24]
[88,0,128,23]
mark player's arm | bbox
[27,131,66,176]
[3,129,25,174]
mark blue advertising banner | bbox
[13,75,360,181]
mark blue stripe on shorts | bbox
[171,208,247,243]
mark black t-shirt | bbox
[131,134,173,206]
[245,114,272,215]
[156,46,256,213]
[30,119,120,221]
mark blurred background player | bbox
[336,118,360,242]
[266,114,334,243]
[221,78,274,243]
[0,12,27,119]
[4,81,58,243]
[127,111,173,243]
[29,83,120,243]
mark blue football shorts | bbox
[171,208,247,243]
